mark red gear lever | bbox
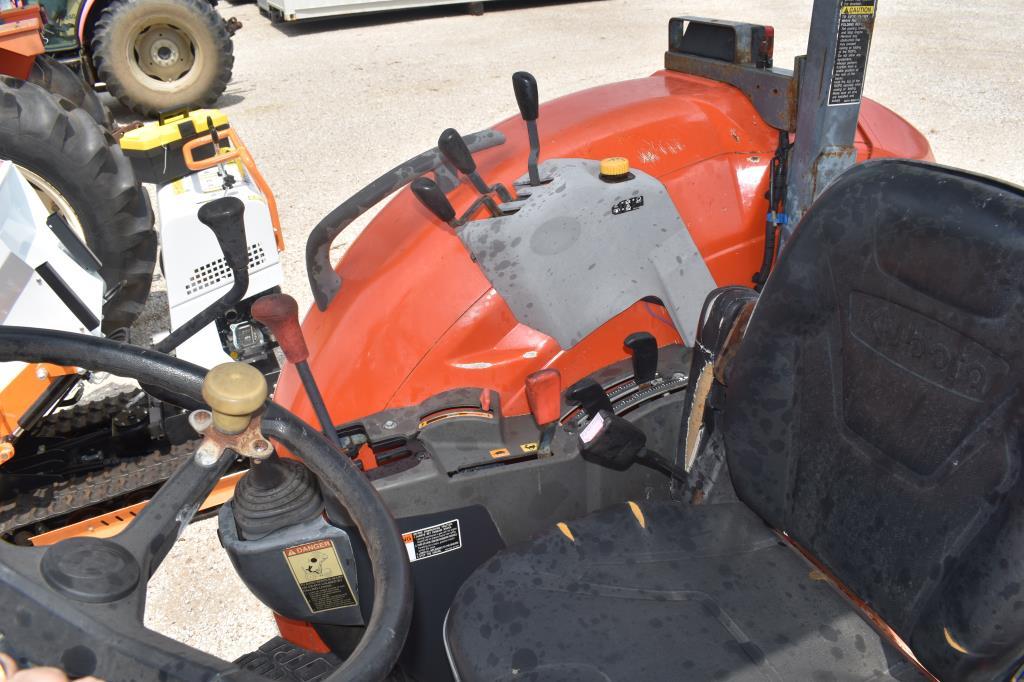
[525,368,561,456]
[525,368,561,426]
[251,294,308,364]
[252,294,341,448]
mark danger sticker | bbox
[402,520,462,562]
[283,539,357,613]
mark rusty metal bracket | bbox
[664,51,799,132]
[188,409,273,465]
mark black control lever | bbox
[624,332,658,384]
[513,71,542,186]
[411,177,457,227]
[439,128,513,205]
[155,196,249,353]
[566,377,613,418]
[577,410,687,485]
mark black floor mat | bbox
[234,637,342,681]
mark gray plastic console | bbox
[458,159,716,347]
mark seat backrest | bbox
[723,159,1024,681]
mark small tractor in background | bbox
[2,0,234,116]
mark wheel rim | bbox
[16,164,86,241]
[129,19,201,89]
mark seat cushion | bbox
[446,500,924,681]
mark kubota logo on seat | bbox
[849,292,1005,400]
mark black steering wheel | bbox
[0,328,413,681]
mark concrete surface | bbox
[130,0,1023,664]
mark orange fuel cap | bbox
[525,369,562,427]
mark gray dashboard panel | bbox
[457,159,716,348]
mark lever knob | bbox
[411,177,456,224]
[525,368,561,427]
[624,332,658,384]
[197,196,248,273]
[566,378,613,418]
[438,128,477,175]
[252,293,307,364]
[512,71,539,121]
[202,362,268,434]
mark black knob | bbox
[566,378,613,418]
[512,71,539,121]
[624,332,658,384]
[197,196,248,275]
[411,177,456,224]
[438,128,477,175]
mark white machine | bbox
[256,0,500,23]
[0,161,104,387]
[157,160,284,369]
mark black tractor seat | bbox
[444,160,1024,681]
[445,499,924,681]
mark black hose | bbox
[0,327,413,682]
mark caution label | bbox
[283,539,357,613]
[828,0,875,106]
[402,519,462,562]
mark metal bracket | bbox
[188,409,272,465]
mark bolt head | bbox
[383,419,397,430]
[35,366,48,380]
[195,441,221,467]
[251,438,272,458]
[188,410,213,433]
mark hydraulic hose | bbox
[0,327,413,682]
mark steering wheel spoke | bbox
[112,444,236,582]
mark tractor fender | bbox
[275,71,932,429]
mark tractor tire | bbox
[27,56,113,130]
[91,0,234,117]
[0,77,157,334]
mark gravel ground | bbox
[115,0,1024,664]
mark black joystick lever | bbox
[577,410,688,486]
[155,196,249,353]
[624,332,659,384]
[513,71,542,186]
[411,177,458,227]
[566,377,613,419]
[439,128,513,206]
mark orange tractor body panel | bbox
[0,6,45,80]
[276,71,932,428]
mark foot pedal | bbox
[234,637,342,681]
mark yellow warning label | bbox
[520,442,539,453]
[840,5,874,13]
[489,447,510,458]
[283,539,357,613]
[171,179,186,195]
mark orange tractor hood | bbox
[275,71,931,429]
